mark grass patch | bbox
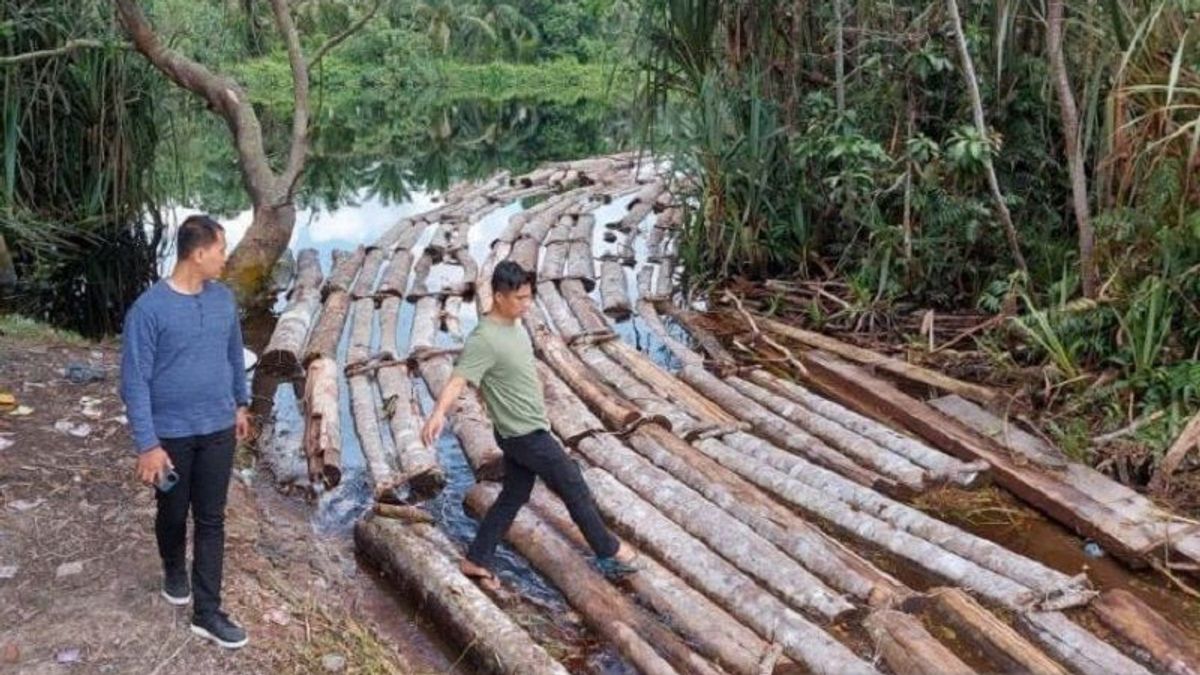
[0,313,90,346]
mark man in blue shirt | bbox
[120,214,252,649]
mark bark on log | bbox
[572,343,701,436]
[661,306,736,371]
[627,425,909,607]
[348,374,402,499]
[796,353,1187,567]
[372,218,419,253]
[537,280,583,338]
[442,295,463,339]
[354,518,570,675]
[712,431,1092,608]
[1091,589,1200,675]
[727,375,929,490]
[748,369,985,485]
[580,466,876,674]
[928,587,1067,675]
[755,315,997,405]
[527,484,785,675]
[346,297,375,366]
[928,395,1068,470]
[407,253,433,298]
[680,365,889,490]
[601,340,738,427]
[507,236,540,273]
[303,289,352,366]
[377,361,445,499]
[303,356,341,489]
[262,248,324,375]
[536,361,605,443]
[378,297,402,361]
[696,437,1065,611]
[635,299,705,367]
[528,321,641,430]
[410,298,503,479]
[862,609,974,675]
[573,434,856,622]
[600,260,631,319]
[323,246,366,299]
[377,249,414,298]
[373,502,435,524]
[1017,611,1152,675]
[351,247,386,298]
[564,214,597,289]
[465,484,726,675]
[560,278,610,336]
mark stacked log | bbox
[261,248,323,376]
[303,356,341,489]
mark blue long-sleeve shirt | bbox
[120,279,249,454]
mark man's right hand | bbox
[136,447,172,486]
[421,412,445,448]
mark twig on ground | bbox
[723,291,808,375]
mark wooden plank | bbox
[1091,589,1200,675]
[928,587,1068,675]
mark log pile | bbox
[253,154,1200,674]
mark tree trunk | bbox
[945,0,1028,277]
[348,374,402,499]
[1016,611,1152,675]
[354,518,570,675]
[303,356,341,489]
[465,483,726,675]
[1046,0,1098,298]
[261,247,323,376]
[377,362,446,499]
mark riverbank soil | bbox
[0,330,437,674]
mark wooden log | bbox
[346,297,375,366]
[695,436,1058,611]
[754,315,998,404]
[378,297,402,361]
[536,361,605,443]
[348,374,403,499]
[1017,611,1153,675]
[323,245,366,299]
[580,466,876,674]
[372,218,417,253]
[410,298,503,479]
[351,247,386,299]
[627,424,910,607]
[477,241,511,315]
[573,343,703,436]
[863,610,974,675]
[748,370,986,485]
[507,236,540,273]
[1091,589,1200,675]
[377,249,414,299]
[635,299,706,367]
[727,375,930,490]
[660,305,737,371]
[354,518,570,675]
[540,241,570,281]
[442,295,463,339]
[601,340,739,427]
[528,320,641,430]
[560,278,609,335]
[927,587,1068,675]
[536,280,583,338]
[572,434,856,622]
[712,432,1093,609]
[303,356,341,489]
[452,245,479,287]
[465,483,725,675]
[599,260,631,319]
[373,502,435,524]
[377,361,446,499]
[303,289,352,366]
[261,249,324,375]
[527,483,786,675]
[679,364,890,491]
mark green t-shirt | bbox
[452,315,549,439]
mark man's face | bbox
[192,231,227,280]
[493,283,533,320]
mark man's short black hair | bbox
[177,214,225,261]
[492,260,535,294]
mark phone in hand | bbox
[156,468,179,493]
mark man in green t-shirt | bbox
[421,261,637,589]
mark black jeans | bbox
[156,426,236,617]
[467,429,618,567]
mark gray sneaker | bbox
[191,610,248,649]
[161,566,190,606]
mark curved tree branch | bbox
[0,39,125,65]
[113,0,275,205]
[268,0,310,200]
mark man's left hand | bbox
[236,407,253,443]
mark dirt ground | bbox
[0,331,445,674]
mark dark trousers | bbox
[156,426,236,617]
[467,429,618,567]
